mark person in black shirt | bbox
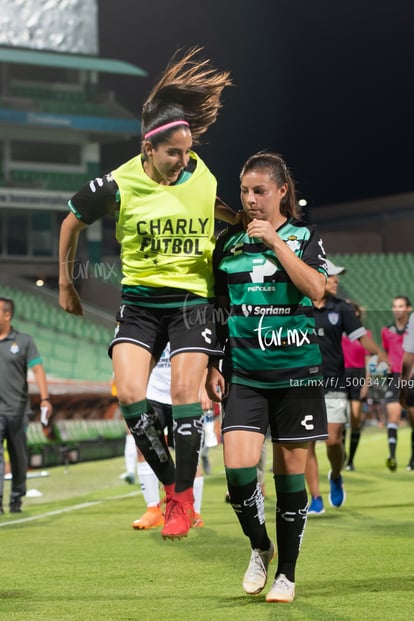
[306,260,387,513]
[0,297,52,514]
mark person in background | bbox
[381,295,412,471]
[342,301,371,471]
[398,311,414,471]
[207,151,328,604]
[0,297,52,514]
[306,261,387,515]
[59,48,235,540]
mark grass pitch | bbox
[1,425,413,621]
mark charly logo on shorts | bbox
[300,415,314,430]
[328,312,339,326]
[201,327,212,344]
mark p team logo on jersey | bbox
[246,257,277,292]
[249,257,277,283]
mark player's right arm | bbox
[58,174,119,315]
[58,212,87,315]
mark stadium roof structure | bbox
[0,46,147,77]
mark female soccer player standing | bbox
[207,152,328,603]
[59,48,233,540]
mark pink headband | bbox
[144,120,190,140]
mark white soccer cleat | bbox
[266,573,295,603]
[242,542,275,595]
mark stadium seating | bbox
[9,82,111,117]
[27,419,127,468]
[9,162,103,191]
[0,283,113,382]
[10,169,91,192]
[26,423,57,467]
[329,253,414,341]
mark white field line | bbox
[0,490,141,528]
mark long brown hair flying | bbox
[141,47,233,144]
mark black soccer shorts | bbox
[108,302,223,362]
[222,382,328,443]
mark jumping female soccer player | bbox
[59,48,233,540]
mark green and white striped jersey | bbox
[213,219,327,388]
